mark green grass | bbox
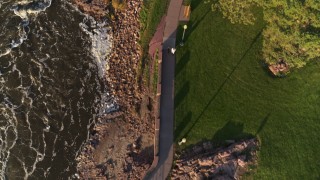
[174,0,320,179]
[140,0,169,50]
[153,49,159,95]
[138,0,169,85]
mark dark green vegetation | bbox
[152,50,159,94]
[210,0,320,68]
[175,0,320,179]
[183,0,191,5]
[138,0,169,85]
[139,0,169,49]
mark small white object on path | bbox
[171,48,176,54]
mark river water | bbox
[0,0,113,179]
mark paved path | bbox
[144,0,183,179]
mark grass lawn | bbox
[174,0,320,179]
[140,0,169,50]
[138,0,169,85]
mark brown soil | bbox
[72,0,155,179]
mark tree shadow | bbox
[212,120,254,145]
[176,5,210,45]
[190,8,210,32]
[180,29,263,139]
[175,51,190,77]
[177,9,210,45]
[255,113,270,136]
[177,120,254,154]
[174,81,190,109]
[174,111,192,142]
[190,0,204,12]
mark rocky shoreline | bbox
[73,0,154,179]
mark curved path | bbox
[145,0,183,179]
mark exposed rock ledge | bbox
[172,139,259,180]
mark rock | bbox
[198,159,213,166]
[74,0,153,179]
[171,139,259,180]
[108,145,114,153]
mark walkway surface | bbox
[148,16,166,59]
[145,0,183,179]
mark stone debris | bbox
[171,139,259,180]
[106,0,143,111]
[73,0,155,179]
[73,0,111,19]
[268,59,289,76]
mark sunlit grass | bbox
[174,0,320,179]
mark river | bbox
[0,0,112,178]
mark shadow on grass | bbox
[174,111,192,142]
[178,120,255,151]
[175,51,190,77]
[190,0,202,10]
[176,8,210,46]
[174,81,190,108]
[190,9,210,31]
[255,113,270,136]
[178,9,210,44]
[176,29,263,139]
[212,120,254,144]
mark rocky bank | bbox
[172,139,259,180]
[72,0,154,179]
